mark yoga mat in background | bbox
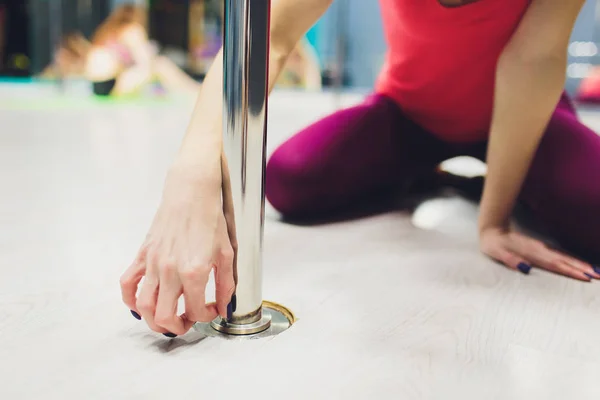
[0,96,182,110]
[0,79,186,110]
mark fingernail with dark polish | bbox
[226,294,237,320]
[593,266,600,275]
[585,273,595,280]
[163,332,177,338]
[227,301,233,320]
[518,263,532,275]
[130,310,141,320]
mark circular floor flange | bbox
[210,313,272,335]
[193,301,295,340]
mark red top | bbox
[375,0,531,142]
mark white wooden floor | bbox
[1,89,600,399]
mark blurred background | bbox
[1,0,600,99]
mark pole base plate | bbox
[193,300,295,339]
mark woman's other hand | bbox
[480,226,599,282]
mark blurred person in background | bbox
[120,0,600,337]
[42,3,321,95]
[42,32,90,80]
[42,4,200,96]
[276,38,322,90]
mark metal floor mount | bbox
[194,301,295,340]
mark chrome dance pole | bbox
[200,0,293,338]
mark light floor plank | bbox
[1,91,599,400]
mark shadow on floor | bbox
[277,172,484,226]
[152,332,210,353]
[276,173,599,264]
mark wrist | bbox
[478,215,510,235]
[478,189,513,235]
[172,131,222,178]
[164,159,222,199]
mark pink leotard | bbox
[375,0,531,142]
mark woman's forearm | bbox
[172,0,334,183]
[479,49,567,231]
[173,47,290,177]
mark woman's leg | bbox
[519,94,600,261]
[152,56,201,93]
[265,94,451,218]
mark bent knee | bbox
[265,148,319,216]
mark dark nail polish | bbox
[163,332,177,338]
[227,294,236,320]
[585,273,595,280]
[227,302,233,320]
[518,263,532,275]
[593,266,600,275]
[130,310,141,320]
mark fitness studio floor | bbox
[1,88,600,399]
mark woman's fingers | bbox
[517,242,592,282]
[484,230,594,281]
[181,265,218,323]
[120,244,150,313]
[485,241,532,274]
[541,259,591,282]
[120,261,145,313]
[501,250,533,274]
[183,288,219,323]
[154,261,193,336]
[504,232,593,281]
[136,250,168,332]
[560,254,600,279]
[136,278,168,333]
[214,240,236,318]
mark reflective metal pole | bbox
[211,0,271,335]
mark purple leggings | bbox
[265,93,600,259]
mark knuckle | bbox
[217,276,235,292]
[531,242,545,252]
[119,274,130,288]
[220,246,235,264]
[136,299,154,313]
[502,254,517,266]
[508,232,520,243]
[154,314,171,327]
[480,243,493,256]
[185,311,199,322]
[121,295,132,308]
[181,262,211,280]
[550,260,563,270]
[185,308,203,323]
[147,323,164,334]
[160,259,178,275]
[185,304,210,323]
[193,312,213,323]
[225,284,235,297]
[180,267,200,281]
[145,247,158,265]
